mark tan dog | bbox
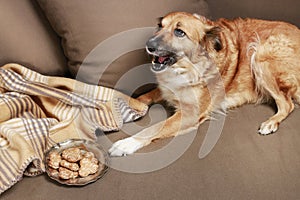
[109,12,300,156]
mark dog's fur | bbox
[109,12,300,156]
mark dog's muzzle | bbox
[146,39,177,72]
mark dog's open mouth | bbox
[151,54,177,72]
[146,44,178,72]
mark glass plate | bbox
[45,139,109,186]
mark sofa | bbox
[1,0,300,199]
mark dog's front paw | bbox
[109,137,144,156]
[136,95,153,105]
[258,120,279,135]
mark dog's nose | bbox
[146,36,161,53]
[146,46,156,53]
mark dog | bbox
[109,12,300,156]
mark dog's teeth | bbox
[151,63,167,72]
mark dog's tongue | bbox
[158,56,168,64]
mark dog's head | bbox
[146,12,222,73]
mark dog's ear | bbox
[204,26,223,52]
[193,13,207,21]
[193,14,214,25]
[156,17,164,29]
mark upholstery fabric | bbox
[207,0,300,26]
[0,0,68,76]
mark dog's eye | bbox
[174,28,186,37]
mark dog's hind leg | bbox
[249,33,300,135]
[256,69,295,135]
[258,89,294,135]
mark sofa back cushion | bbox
[0,0,68,76]
[36,0,209,92]
[208,0,300,27]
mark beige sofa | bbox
[1,0,300,199]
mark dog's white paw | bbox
[258,120,278,135]
[109,137,144,157]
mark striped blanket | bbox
[0,63,148,194]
